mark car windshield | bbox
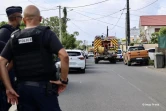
[117,50,122,54]
[67,51,81,56]
[128,47,145,51]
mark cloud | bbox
[0,0,163,43]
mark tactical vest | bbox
[11,26,56,81]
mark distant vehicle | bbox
[55,49,86,73]
[116,49,123,61]
[146,48,155,61]
[123,46,149,66]
[92,36,118,64]
[88,52,94,57]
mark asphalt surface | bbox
[10,57,166,111]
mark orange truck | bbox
[123,46,149,66]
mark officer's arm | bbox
[0,56,12,90]
[7,61,13,71]
[58,48,69,81]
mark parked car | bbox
[116,49,123,61]
[123,46,149,66]
[88,52,94,57]
[146,48,155,61]
[55,49,86,73]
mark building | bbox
[130,27,140,41]
[139,15,166,42]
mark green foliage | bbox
[42,16,60,37]
[0,21,7,27]
[130,43,134,46]
[150,32,159,44]
[159,27,166,36]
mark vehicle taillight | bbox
[78,57,85,60]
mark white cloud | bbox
[0,0,163,43]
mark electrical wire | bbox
[28,0,48,9]
[71,9,125,22]
[131,0,158,11]
[70,21,93,36]
[110,4,126,30]
[72,11,125,28]
[66,0,109,8]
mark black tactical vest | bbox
[11,26,56,81]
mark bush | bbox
[149,60,154,66]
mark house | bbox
[139,15,166,42]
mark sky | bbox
[0,0,166,44]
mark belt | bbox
[19,81,48,88]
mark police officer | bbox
[0,6,22,111]
[0,5,69,111]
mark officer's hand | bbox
[6,89,19,105]
[50,80,67,94]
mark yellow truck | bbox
[123,46,149,66]
[92,36,118,64]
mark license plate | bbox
[136,58,142,60]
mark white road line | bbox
[110,69,166,110]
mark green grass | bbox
[149,60,154,66]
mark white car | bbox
[146,48,155,60]
[55,50,86,73]
[116,49,123,61]
[88,52,94,57]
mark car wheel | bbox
[127,61,131,66]
[95,59,98,64]
[81,68,85,73]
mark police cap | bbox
[6,6,22,16]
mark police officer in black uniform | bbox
[0,5,69,111]
[0,6,22,111]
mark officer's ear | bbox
[23,17,26,25]
[39,16,42,22]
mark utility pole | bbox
[127,0,130,46]
[125,13,128,50]
[107,26,109,37]
[58,6,62,42]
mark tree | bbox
[42,16,60,37]
[150,32,159,44]
[0,21,7,27]
[159,27,166,37]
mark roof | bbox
[66,49,82,52]
[140,15,166,26]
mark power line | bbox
[72,11,125,28]
[66,0,109,8]
[72,9,124,21]
[70,10,138,21]
[28,0,48,9]
[131,0,158,11]
[70,21,93,36]
[110,5,126,30]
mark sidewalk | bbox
[147,65,166,73]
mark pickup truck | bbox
[123,46,149,66]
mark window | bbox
[155,28,160,32]
[128,47,145,51]
[67,52,81,56]
[148,49,155,53]
[117,50,122,54]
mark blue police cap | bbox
[6,6,22,16]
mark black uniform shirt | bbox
[0,27,63,62]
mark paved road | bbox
[10,57,166,111]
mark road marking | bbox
[110,69,166,110]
